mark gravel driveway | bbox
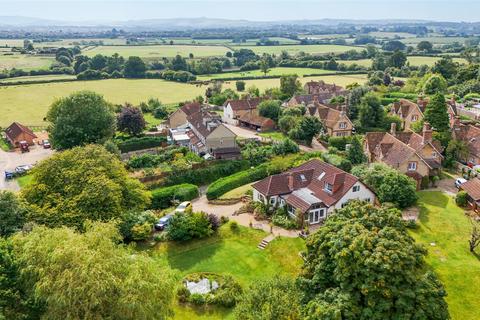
[0,146,53,191]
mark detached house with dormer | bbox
[252,159,375,225]
[364,123,443,189]
[306,103,354,137]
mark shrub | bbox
[150,184,199,209]
[322,152,352,172]
[420,176,430,190]
[189,293,206,305]
[207,214,220,231]
[177,286,191,303]
[118,210,157,242]
[131,222,152,241]
[116,136,166,153]
[236,80,246,91]
[328,136,353,151]
[272,215,297,230]
[220,216,230,224]
[230,221,239,231]
[456,191,468,207]
[166,212,213,241]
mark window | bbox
[353,185,360,192]
[325,183,333,193]
[412,115,418,122]
[339,122,347,129]
[432,152,437,158]
[300,174,306,182]
[269,197,276,205]
[364,198,371,203]
[220,139,224,145]
[408,162,417,171]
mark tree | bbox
[234,276,301,320]
[423,74,447,94]
[258,100,282,122]
[346,136,366,165]
[89,54,107,70]
[260,57,270,76]
[11,222,176,320]
[22,145,150,230]
[382,40,406,51]
[417,40,433,52]
[424,93,450,132]
[469,220,480,253]
[432,57,458,80]
[236,80,246,91]
[0,191,27,237]
[46,91,116,149]
[299,202,449,320]
[296,116,323,146]
[351,163,418,208]
[387,50,407,68]
[106,53,125,73]
[445,139,469,166]
[357,92,384,129]
[117,104,146,136]
[124,56,146,78]
[280,75,301,98]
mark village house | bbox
[4,122,37,147]
[168,102,201,128]
[304,80,348,96]
[286,93,336,107]
[252,159,376,225]
[222,98,263,126]
[186,109,241,160]
[459,178,480,212]
[237,110,275,132]
[307,103,353,137]
[452,119,480,166]
[364,123,443,189]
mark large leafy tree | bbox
[124,56,147,78]
[346,136,366,165]
[46,91,116,149]
[280,75,302,98]
[424,93,450,132]
[234,276,301,320]
[299,202,449,320]
[258,100,282,122]
[117,103,146,136]
[358,92,385,130]
[351,163,418,208]
[289,116,323,146]
[21,145,150,229]
[11,222,176,320]
[422,74,447,95]
[0,191,27,237]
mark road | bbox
[0,146,53,191]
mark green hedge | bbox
[150,183,199,209]
[164,160,250,186]
[116,136,166,153]
[322,153,352,172]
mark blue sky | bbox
[1,0,479,22]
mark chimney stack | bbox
[390,122,397,136]
[288,173,294,190]
[422,122,432,145]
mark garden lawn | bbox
[0,54,55,70]
[235,44,363,55]
[219,183,254,199]
[0,137,11,151]
[257,131,288,141]
[152,224,305,319]
[84,45,231,58]
[197,67,333,81]
[410,191,480,320]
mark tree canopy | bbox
[424,93,450,132]
[46,91,116,149]
[299,201,449,320]
[117,104,146,136]
[258,100,282,122]
[0,191,27,237]
[21,145,151,229]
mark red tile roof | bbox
[461,178,480,201]
[225,98,263,111]
[238,111,275,128]
[5,122,37,141]
[252,159,362,210]
[180,102,202,116]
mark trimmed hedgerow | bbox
[116,136,166,153]
[150,183,199,209]
[321,152,352,172]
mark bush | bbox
[118,210,157,242]
[150,184,199,209]
[420,176,430,190]
[328,136,353,151]
[272,215,297,230]
[220,216,230,224]
[207,214,220,231]
[456,191,468,207]
[131,222,152,241]
[230,221,239,231]
[322,152,352,172]
[116,136,166,153]
[236,80,246,91]
[166,212,213,241]
[189,293,206,305]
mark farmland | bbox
[0,74,368,127]
[0,74,76,83]
[0,54,55,70]
[83,44,231,58]
[197,67,336,80]
[234,44,363,55]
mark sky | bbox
[1,0,480,22]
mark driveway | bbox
[0,145,54,191]
[223,123,260,141]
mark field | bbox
[235,44,363,55]
[337,56,467,68]
[198,67,335,80]
[368,31,417,39]
[171,37,300,46]
[0,74,76,83]
[151,224,305,319]
[83,45,231,58]
[0,39,25,47]
[410,192,480,320]
[0,54,55,70]
[401,36,469,45]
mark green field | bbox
[401,36,469,45]
[170,37,300,46]
[337,56,467,68]
[298,34,352,40]
[151,224,305,319]
[0,74,367,127]
[0,39,25,47]
[235,44,363,56]
[368,31,417,39]
[0,54,55,70]
[0,74,77,83]
[83,45,231,58]
[410,192,480,320]
[198,67,334,80]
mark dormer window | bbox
[325,183,333,193]
[408,162,417,171]
[412,115,418,122]
[339,122,347,129]
[300,174,306,182]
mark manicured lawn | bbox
[258,131,288,141]
[0,54,55,70]
[197,67,333,81]
[151,224,305,319]
[235,44,363,55]
[143,112,164,126]
[84,45,231,58]
[0,137,11,151]
[410,191,480,320]
[219,183,254,199]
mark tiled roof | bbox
[180,102,202,116]
[312,103,351,130]
[461,178,480,201]
[453,124,480,157]
[290,94,333,105]
[391,99,422,118]
[187,109,222,139]
[238,111,275,128]
[304,81,348,95]
[5,122,37,140]
[225,98,263,111]
[252,159,361,210]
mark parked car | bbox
[455,178,467,189]
[175,201,192,213]
[15,164,33,175]
[42,139,51,149]
[154,214,173,231]
[19,141,30,153]
[4,171,14,180]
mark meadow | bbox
[338,56,467,68]
[235,44,363,55]
[410,191,480,320]
[0,74,368,127]
[0,74,76,83]
[197,67,335,80]
[83,44,231,58]
[401,36,469,45]
[0,53,55,70]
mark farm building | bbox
[4,122,37,146]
